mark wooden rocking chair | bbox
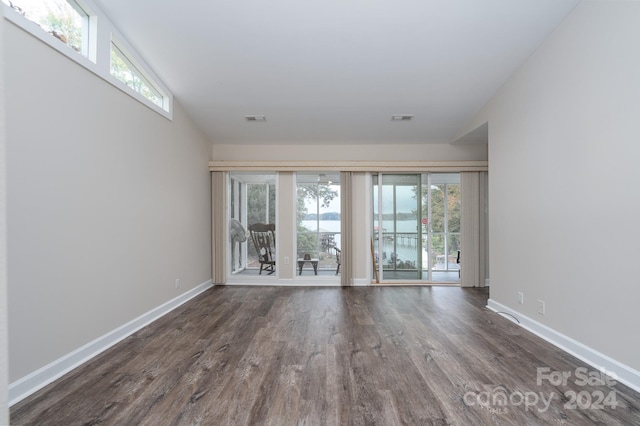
[248,223,276,275]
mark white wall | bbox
[0,13,9,425]
[475,1,640,372]
[5,21,212,383]
[212,142,487,162]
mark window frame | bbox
[226,172,279,282]
[109,35,169,112]
[295,172,342,276]
[372,172,461,283]
[2,0,173,119]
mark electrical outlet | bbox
[518,292,524,304]
[175,278,180,289]
[284,256,290,265]
[537,300,545,315]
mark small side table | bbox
[297,257,319,275]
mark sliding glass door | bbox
[373,173,460,282]
[229,172,276,276]
[427,174,461,281]
[296,172,341,277]
[373,174,421,279]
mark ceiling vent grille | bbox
[245,115,266,122]
[391,114,414,121]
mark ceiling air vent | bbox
[391,114,414,121]
[245,115,266,122]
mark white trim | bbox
[0,12,8,422]
[107,27,173,116]
[209,160,488,172]
[294,276,341,285]
[223,279,340,287]
[3,4,97,69]
[371,282,460,287]
[487,299,640,394]
[8,280,213,406]
[223,279,372,287]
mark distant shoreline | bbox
[303,212,340,220]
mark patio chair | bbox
[248,223,276,275]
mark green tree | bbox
[44,5,82,53]
[247,184,276,225]
[244,183,276,264]
[12,0,84,53]
[296,184,337,223]
[297,183,338,257]
[110,45,164,107]
[422,183,461,261]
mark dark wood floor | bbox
[11,286,640,425]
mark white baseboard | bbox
[225,276,349,286]
[487,299,640,394]
[224,281,339,287]
[9,280,213,406]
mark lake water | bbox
[302,220,428,267]
[302,219,420,233]
[302,219,342,249]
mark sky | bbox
[305,186,341,215]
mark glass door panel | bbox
[296,172,341,276]
[376,174,421,280]
[374,172,460,283]
[428,174,460,281]
[228,172,276,277]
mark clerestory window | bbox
[3,0,173,118]
[3,0,91,58]
[110,40,166,110]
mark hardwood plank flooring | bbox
[10,286,640,425]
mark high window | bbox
[3,0,173,117]
[110,40,166,110]
[3,0,91,58]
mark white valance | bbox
[209,161,487,172]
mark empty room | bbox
[1,0,639,425]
